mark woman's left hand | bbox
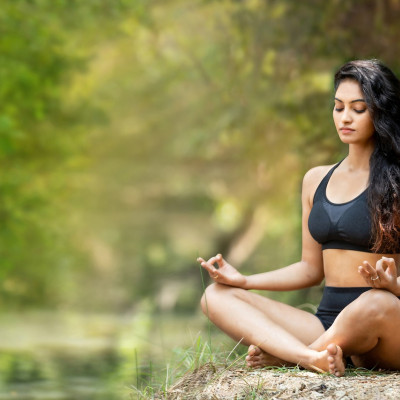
[358,257,400,295]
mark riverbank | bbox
[160,363,400,399]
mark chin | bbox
[338,135,355,144]
[339,136,373,146]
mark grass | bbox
[129,262,250,398]
[129,260,395,399]
[129,332,246,398]
[128,333,395,400]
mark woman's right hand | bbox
[197,254,247,288]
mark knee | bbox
[353,289,399,321]
[200,283,240,315]
[200,283,224,314]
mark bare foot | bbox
[246,345,292,368]
[308,343,345,377]
[327,343,345,377]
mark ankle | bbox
[300,349,323,370]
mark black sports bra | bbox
[308,161,374,252]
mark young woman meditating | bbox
[197,59,400,377]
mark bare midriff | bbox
[323,249,400,287]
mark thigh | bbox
[351,292,400,369]
[209,284,325,344]
[311,288,400,369]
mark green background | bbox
[1,1,400,398]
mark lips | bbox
[340,127,355,134]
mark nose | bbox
[341,108,352,123]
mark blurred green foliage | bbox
[1,0,400,310]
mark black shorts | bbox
[315,286,371,330]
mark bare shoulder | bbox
[302,164,335,203]
[303,164,334,186]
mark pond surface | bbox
[0,310,213,399]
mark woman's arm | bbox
[198,167,326,291]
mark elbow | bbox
[304,274,323,287]
[312,275,324,286]
[302,260,324,286]
[310,269,325,286]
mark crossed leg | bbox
[201,284,400,376]
[201,283,345,375]
[310,289,400,370]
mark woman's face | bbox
[333,79,375,145]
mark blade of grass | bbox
[135,348,139,389]
[226,338,244,363]
[199,260,213,359]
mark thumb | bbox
[382,257,396,276]
[216,254,225,268]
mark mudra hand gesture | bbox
[197,254,247,288]
[359,257,400,295]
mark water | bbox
[0,310,210,399]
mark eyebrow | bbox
[334,97,366,103]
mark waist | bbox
[320,286,371,307]
[319,286,400,311]
[323,249,400,287]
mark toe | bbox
[248,345,262,357]
[327,343,338,356]
[248,345,258,356]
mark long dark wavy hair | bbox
[334,59,400,253]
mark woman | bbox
[197,59,400,377]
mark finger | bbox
[358,265,373,285]
[381,257,397,277]
[197,258,218,276]
[370,273,382,286]
[382,256,395,264]
[361,261,377,277]
[362,261,381,285]
[358,265,370,278]
[206,255,222,266]
[375,259,389,284]
[375,261,385,278]
[216,253,224,268]
[197,257,211,268]
[371,263,389,287]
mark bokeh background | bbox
[2,1,400,398]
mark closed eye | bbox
[334,108,366,114]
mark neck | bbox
[345,142,374,171]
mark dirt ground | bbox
[158,363,400,399]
